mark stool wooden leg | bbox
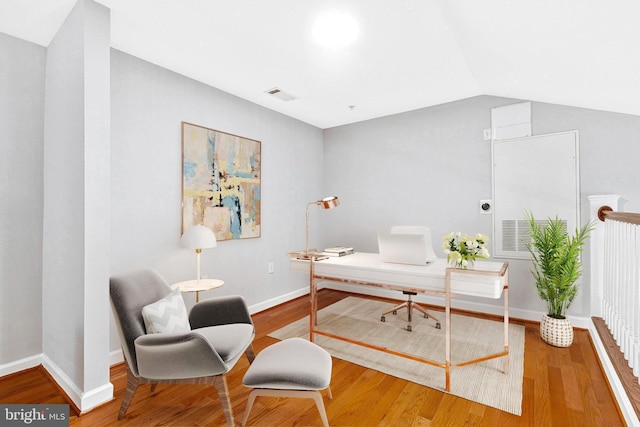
[242,389,259,427]
[242,389,330,427]
[311,391,329,427]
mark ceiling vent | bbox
[264,87,297,102]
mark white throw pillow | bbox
[142,288,191,333]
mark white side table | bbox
[171,279,224,302]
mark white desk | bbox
[289,252,509,392]
[171,279,224,302]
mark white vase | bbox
[540,314,574,347]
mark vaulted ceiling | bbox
[2,0,639,129]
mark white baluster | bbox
[632,223,640,375]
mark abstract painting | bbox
[182,122,261,240]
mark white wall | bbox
[42,0,112,410]
[322,96,640,321]
[0,33,45,367]
[109,50,325,352]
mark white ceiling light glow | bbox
[312,10,359,49]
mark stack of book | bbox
[322,246,354,257]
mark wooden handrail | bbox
[598,205,640,225]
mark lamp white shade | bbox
[181,225,217,281]
[180,224,217,250]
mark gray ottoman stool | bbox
[242,337,333,427]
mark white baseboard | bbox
[588,321,639,427]
[110,348,124,366]
[247,287,309,314]
[41,354,113,413]
[0,353,42,377]
[78,381,114,414]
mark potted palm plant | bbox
[525,212,594,347]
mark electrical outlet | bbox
[268,262,274,274]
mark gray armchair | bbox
[109,269,255,426]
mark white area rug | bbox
[269,296,524,415]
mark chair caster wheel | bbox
[424,314,429,319]
[436,323,441,329]
[381,316,386,322]
[392,310,398,315]
[407,326,412,332]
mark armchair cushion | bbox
[134,323,254,380]
[142,288,191,334]
[196,323,255,363]
[189,295,253,329]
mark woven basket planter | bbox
[540,314,574,347]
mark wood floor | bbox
[0,290,626,426]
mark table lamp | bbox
[305,196,340,257]
[180,224,217,280]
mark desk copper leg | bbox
[503,282,510,374]
[309,290,315,343]
[445,269,452,392]
[309,257,317,342]
[445,361,450,392]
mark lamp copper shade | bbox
[305,196,340,256]
[318,196,339,209]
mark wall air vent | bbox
[501,219,558,252]
[264,87,297,102]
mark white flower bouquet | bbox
[442,232,490,269]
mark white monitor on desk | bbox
[390,225,437,262]
[378,233,431,265]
